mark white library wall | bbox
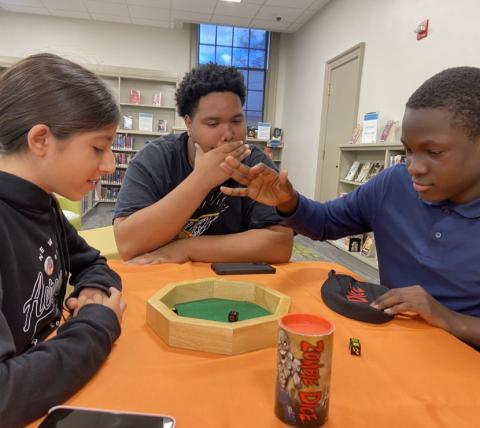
[278,0,480,198]
[0,12,191,77]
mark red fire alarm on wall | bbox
[415,19,429,40]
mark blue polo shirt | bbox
[285,164,480,317]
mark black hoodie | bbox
[0,171,122,427]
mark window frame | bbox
[197,24,270,127]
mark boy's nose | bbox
[407,154,428,176]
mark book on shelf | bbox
[129,89,141,104]
[389,154,407,166]
[379,120,398,143]
[122,115,133,130]
[157,119,168,132]
[355,162,374,183]
[348,124,363,144]
[365,162,384,181]
[114,134,134,150]
[361,234,376,258]
[272,127,283,139]
[344,161,363,181]
[361,112,379,143]
[257,122,271,140]
[153,92,162,106]
[138,112,153,132]
[348,236,363,252]
[268,139,283,148]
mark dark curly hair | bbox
[406,66,480,139]
[175,63,246,118]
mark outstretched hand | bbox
[220,156,297,211]
[371,285,451,330]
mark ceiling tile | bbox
[172,0,216,14]
[84,0,129,16]
[309,0,330,10]
[0,0,323,33]
[91,12,131,23]
[131,16,170,27]
[250,17,292,31]
[49,9,90,18]
[266,0,313,8]
[128,4,169,20]
[286,20,303,32]
[214,2,260,19]
[256,5,303,21]
[295,7,317,24]
[210,14,252,27]
[126,0,169,6]
[0,0,43,6]
[42,0,86,12]
[0,4,48,14]
[171,9,211,22]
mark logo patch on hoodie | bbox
[22,238,62,336]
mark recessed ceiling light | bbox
[220,0,242,3]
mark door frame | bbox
[314,42,365,201]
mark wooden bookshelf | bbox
[329,142,405,269]
[97,67,179,205]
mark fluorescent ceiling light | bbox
[220,0,242,3]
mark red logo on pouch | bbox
[346,282,368,303]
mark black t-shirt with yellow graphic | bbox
[113,132,283,236]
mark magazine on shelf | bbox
[272,127,283,139]
[355,162,373,182]
[344,161,363,181]
[361,112,379,143]
[138,112,153,132]
[348,236,363,252]
[361,234,376,257]
[379,120,398,143]
[390,154,407,166]
[157,119,168,132]
[268,139,283,148]
[153,92,162,106]
[122,115,133,130]
[257,122,271,140]
[129,89,141,104]
[365,162,384,181]
[349,124,363,144]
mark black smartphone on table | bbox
[211,262,276,275]
[38,406,176,428]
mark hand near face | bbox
[126,239,190,265]
[67,286,126,325]
[371,285,451,330]
[193,139,250,189]
[220,156,296,209]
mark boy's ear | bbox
[184,115,192,136]
[27,124,53,157]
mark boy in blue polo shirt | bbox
[220,67,480,348]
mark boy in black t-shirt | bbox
[113,64,293,264]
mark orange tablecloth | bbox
[33,261,479,427]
